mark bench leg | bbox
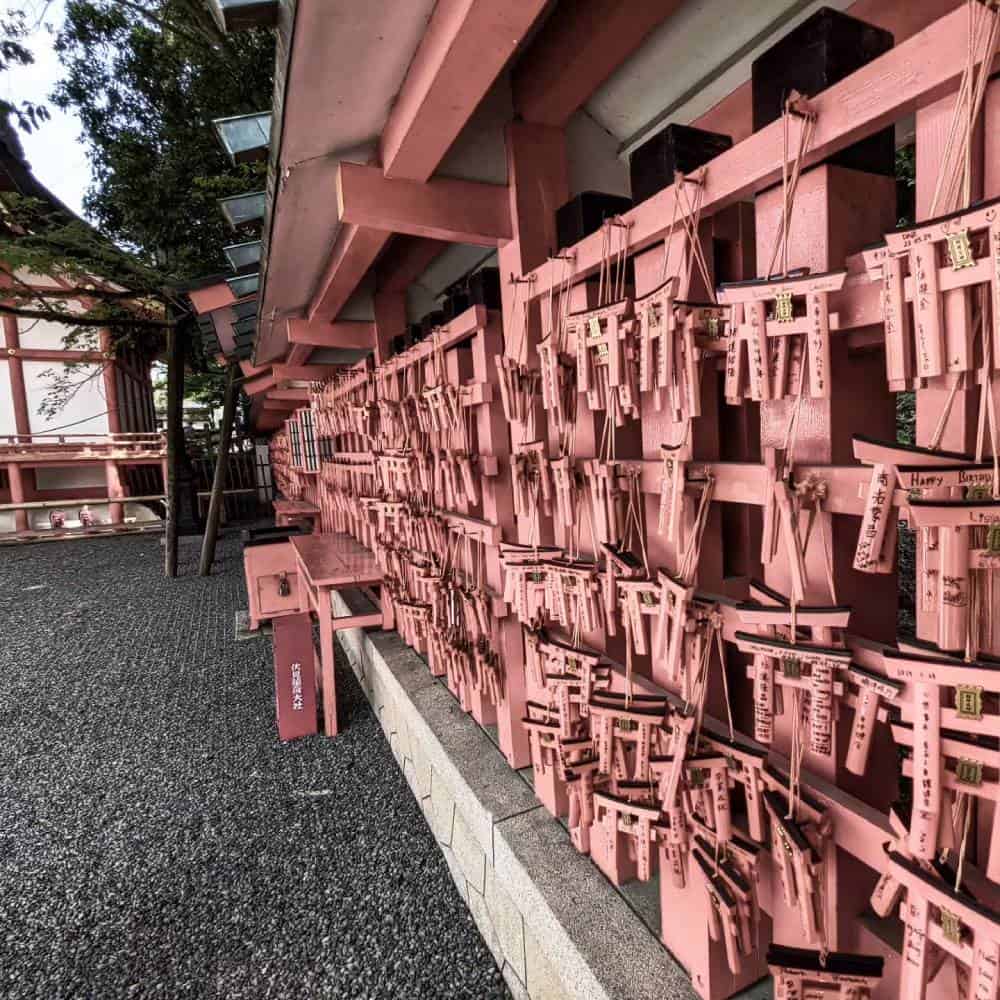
[319,603,338,737]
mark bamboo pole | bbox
[198,361,239,576]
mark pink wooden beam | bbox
[242,372,281,396]
[310,0,547,323]
[376,237,448,293]
[286,317,376,350]
[272,364,339,382]
[267,388,310,402]
[524,4,995,300]
[512,0,684,127]
[286,342,312,367]
[337,162,511,246]
[263,398,300,411]
[239,359,271,378]
[379,0,549,181]
[0,349,106,363]
[307,223,390,323]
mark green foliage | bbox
[1,7,51,133]
[896,144,916,227]
[51,0,273,280]
[896,390,915,446]
[0,2,274,417]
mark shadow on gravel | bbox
[0,532,509,1000]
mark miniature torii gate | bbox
[886,847,1000,1000]
[766,945,884,1000]
[716,269,846,404]
[862,193,1000,386]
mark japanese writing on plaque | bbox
[912,247,934,377]
[291,661,304,711]
[854,464,892,571]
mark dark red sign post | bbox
[272,612,318,741]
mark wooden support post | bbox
[105,459,124,526]
[199,362,239,577]
[164,319,186,578]
[7,462,27,533]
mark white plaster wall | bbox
[34,466,107,490]
[18,305,99,351]
[0,364,18,436]
[22,361,110,438]
[13,270,62,290]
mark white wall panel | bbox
[18,312,99,351]
[23,361,110,438]
[0,364,18,436]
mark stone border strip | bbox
[331,590,699,1000]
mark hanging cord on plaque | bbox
[508,272,530,367]
[796,475,838,604]
[679,476,715,584]
[598,217,631,306]
[929,0,1000,216]
[974,295,1000,495]
[598,385,618,464]
[952,789,974,891]
[620,466,649,711]
[713,611,736,742]
[621,466,650,577]
[766,94,817,280]
[787,688,809,822]
[557,258,580,461]
[674,171,716,303]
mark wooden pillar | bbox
[754,163,897,953]
[912,89,985,651]
[8,462,27,533]
[497,120,570,768]
[3,316,29,533]
[373,290,405,366]
[105,459,124,526]
[3,315,30,437]
[100,329,122,434]
[164,319,186,578]
[199,362,239,576]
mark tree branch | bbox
[3,286,150,301]
[114,0,227,52]
[0,303,174,330]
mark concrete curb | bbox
[331,590,700,1000]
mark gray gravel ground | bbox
[0,533,509,1000]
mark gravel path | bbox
[0,533,509,1000]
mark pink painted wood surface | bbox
[379,0,548,180]
[336,162,512,246]
[291,533,383,588]
[243,541,301,630]
[511,0,684,127]
[523,5,993,301]
[286,318,375,350]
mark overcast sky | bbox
[4,0,91,217]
